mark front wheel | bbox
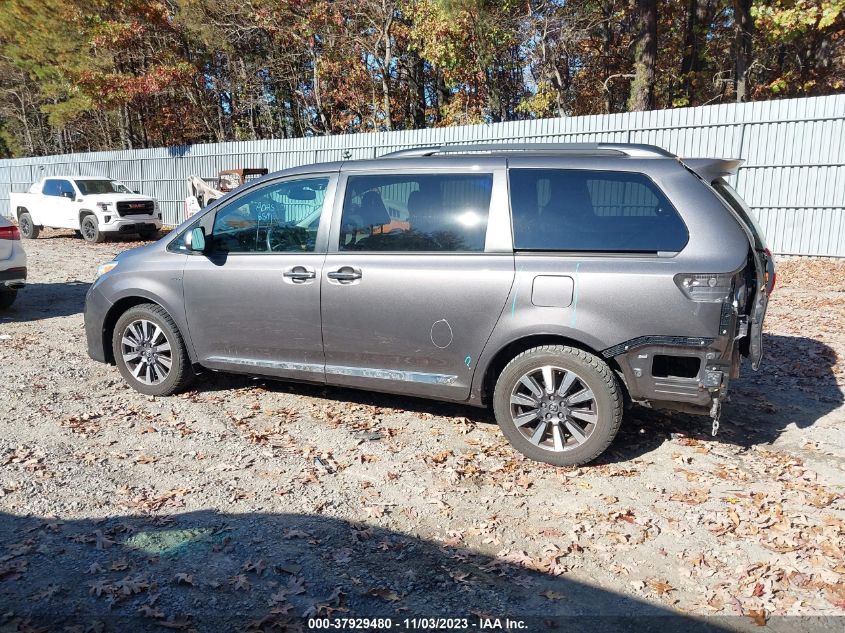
[18,212,39,239]
[112,303,194,396]
[80,215,105,243]
[493,345,622,467]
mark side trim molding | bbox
[325,364,458,385]
[204,357,458,385]
[206,357,324,374]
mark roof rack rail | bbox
[381,142,675,159]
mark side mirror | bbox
[133,190,140,194]
[61,191,75,200]
[185,227,206,253]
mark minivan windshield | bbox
[75,179,132,195]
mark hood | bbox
[113,238,162,261]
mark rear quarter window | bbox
[509,169,688,253]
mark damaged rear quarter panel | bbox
[471,164,751,405]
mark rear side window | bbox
[339,173,492,252]
[509,169,688,253]
[42,180,60,196]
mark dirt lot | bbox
[1,230,844,632]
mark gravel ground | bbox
[1,230,844,632]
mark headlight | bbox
[95,261,118,279]
[96,202,113,212]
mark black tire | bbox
[492,345,622,467]
[80,214,105,243]
[73,230,82,238]
[18,212,39,239]
[137,228,159,241]
[0,290,17,310]
[112,303,194,396]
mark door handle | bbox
[327,267,362,282]
[283,266,316,282]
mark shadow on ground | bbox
[0,281,91,323]
[0,510,737,632]
[190,333,842,466]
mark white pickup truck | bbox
[10,176,162,243]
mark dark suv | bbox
[84,143,775,466]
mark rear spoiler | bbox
[680,158,744,182]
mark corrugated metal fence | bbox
[1,94,843,256]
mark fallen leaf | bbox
[648,579,674,596]
[367,587,400,602]
[231,574,250,591]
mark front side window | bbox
[75,179,131,195]
[209,177,328,253]
[509,169,688,253]
[57,180,76,198]
[339,173,493,252]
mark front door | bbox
[182,174,335,383]
[320,169,514,401]
[56,179,79,226]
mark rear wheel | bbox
[0,290,17,310]
[80,215,104,243]
[18,212,39,239]
[493,345,622,466]
[112,303,194,396]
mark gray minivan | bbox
[84,143,775,466]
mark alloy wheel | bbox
[509,365,598,452]
[120,319,172,385]
[82,218,96,241]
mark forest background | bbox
[0,0,842,157]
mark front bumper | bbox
[100,216,162,233]
[0,266,27,290]
[84,281,114,363]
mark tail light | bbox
[0,225,21,240]
[763,248,776,295]
[674,273,734,302]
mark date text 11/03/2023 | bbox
[307,617,528,630]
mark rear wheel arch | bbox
[479,334,626,406]
[16,208,39,239]
[492,344,624,466]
